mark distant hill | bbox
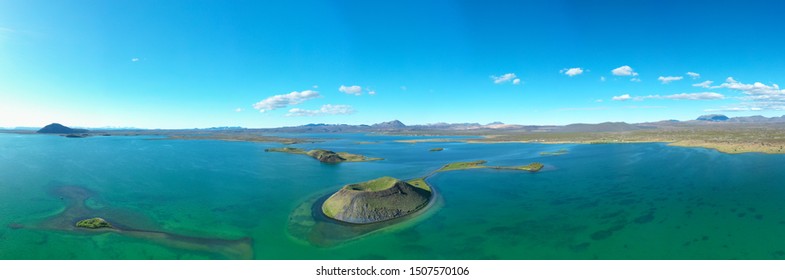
[726,115,785,123]
[371,120,406,129]
[558,122,643,133]
[37,123,89,134]
[696,114,729,122]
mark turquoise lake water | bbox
[2,133,785,259]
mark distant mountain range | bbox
[695,114,785,123]
[18,114,785,136]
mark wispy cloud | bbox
[658,92,724,100]
[560,67,584,77]
[693,80,713,88]
[704,77,785,111]
[611,65,638,77]
[235,108,243,112]
[712,77,785,96]
[612,94,632,101]
[557,107,609,111]
[339,85,363,95]
[491,73,520,85]
[252,90,320,112]
[600,76,606,82]
[131,58,140,62]
[286,104,355,116]
[686,72,700,79]
[612,92,724,101]
[658,76,683,84]
[704,106,764,112]
[624,105,667,109]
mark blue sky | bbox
[2,0,785,128]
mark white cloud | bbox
[595,99,604,102]
[612,92,724,102]
[312,85,319,89]
[693,80,713,88]
[234,108,243,112]
[630,77,641,82]
[339,85,363,95]
[286,104,355,117]
[658,76,684,84]
[704,77,785,111]
[512,78,521,85]
[660,92,724,100]
[131,58,140,62]
[252,90,320,112]
[686,72,700,79]
[491,73,519,84]
[600,76,606,82]
[560,67,584,77]
[712,77,785,96]
[611,65,638,76]
[368,89,377,95]
[612,94,631,101]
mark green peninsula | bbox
[265,147,383,163]
[321,176,432,224]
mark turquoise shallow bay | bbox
[2,133,785,259]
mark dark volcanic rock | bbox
[37,123,89,134]
[306,149,346,163]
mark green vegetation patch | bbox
[336,152,383,162]
[75,217,112,229]
[437,160,544,173]
[429,147,444,152]
[491,162,544,172]
[437,160,488,172]
[406,178,431,192]
[540,149,568,156]
[346,176,398,191]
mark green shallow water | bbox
[2,133,785,259]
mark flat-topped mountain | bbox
[696,114,730,122]
[321,176,432,224]
[37,123,89,134]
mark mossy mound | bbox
[75,217,112,229]
[322,176,432,224]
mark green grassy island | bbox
[75,217,113,229]
[436,160,543,173]
[265,147,382,163]
[321,176,432,224]
[429,147,444,152]
[540,149,569,156]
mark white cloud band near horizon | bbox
[612,92,724,101]
[252,90,320,112]
[286,104,355,116]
